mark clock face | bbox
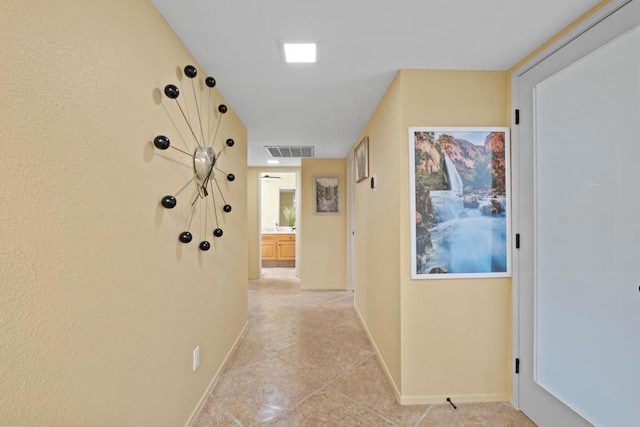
[153,65,235,251]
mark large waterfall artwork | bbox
[409,127,511,278]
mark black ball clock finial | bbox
[152,64,237,255]
[164,84,179,99]
[161,195,176,209]
[184,65,197,78]
[154,135,170,150]
[179,232,193,243]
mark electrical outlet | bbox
[193,346,200,371]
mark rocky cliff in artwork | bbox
[484,132,506,193]
[438,131,507,194]
[414,131,507,197]
[413,132,446,228]
[414,132,444,177]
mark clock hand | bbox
[200,159,216,196]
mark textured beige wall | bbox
[0,1,248,425]
[399,69,510,402]
[299,159,346,290]
[353,70,510,403]
[352,73,403,392]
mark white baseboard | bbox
[399,393,509,405]
[184,320,249,427]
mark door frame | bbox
[511,0,634,410]
[346,149,355,292]
[257,169,301,277]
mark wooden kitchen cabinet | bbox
[261,234,277,260]
[261,233,295,261]
[277,234,296,260]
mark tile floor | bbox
[192,268,536,426]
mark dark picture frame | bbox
[355,137,369,183]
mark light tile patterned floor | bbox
[192,268,536,426]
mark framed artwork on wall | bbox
[314,175,340,215]
[408,127,511,279]
[355,137,369,183]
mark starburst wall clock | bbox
[153,65,235,251]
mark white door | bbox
[514,1,640,426]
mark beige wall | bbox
[352,73,404,392]
[299,159,347,290]
[399,70,510,403]
[353,70,510,403]
[0,1,248,425]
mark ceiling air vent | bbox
[265,146,314,158]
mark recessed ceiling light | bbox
[282,42,317,63]
[267,159,280,164]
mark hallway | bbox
[192,269,534,426]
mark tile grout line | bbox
[264,383,333,425]
[266,344,380,424]
[412,404,434,427]
[328,385,401,426]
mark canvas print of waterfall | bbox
[409,127,511,278]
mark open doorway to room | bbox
[259,171,299,278]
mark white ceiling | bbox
[151,0,601,166]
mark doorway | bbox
[259,171,300,278]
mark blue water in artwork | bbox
[422,211,507,274]
[420,155,507,274]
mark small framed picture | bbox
[314,175,340,215]
[355,137,369,183]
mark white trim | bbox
[257,168,300,278]
[295,170,301,277]
[346,149,355,292]
[510,81,521,409]
[254,171,262,279]
[400,393,509,406]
